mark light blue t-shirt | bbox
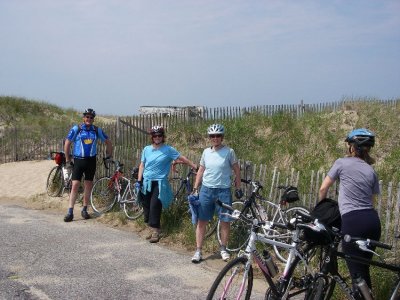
[200,145,238,188]
[327,156,380,216]
[141,144,180,180]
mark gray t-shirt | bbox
[327,157,380,216]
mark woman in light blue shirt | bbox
[191,124,242,263]
[136,125,197,243]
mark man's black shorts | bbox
[72,157,96,181]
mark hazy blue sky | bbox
[1,0,399,116]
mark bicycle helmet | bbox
[207,124,225,135]
[150,125,165,136]
[345,128,375,147]
[83,108,96,117]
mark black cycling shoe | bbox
[81,210,91,220]
[64,213,73,222]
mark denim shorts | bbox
[198,186,233,222]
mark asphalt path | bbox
[0,204,269,300]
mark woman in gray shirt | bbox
[319,128,381,292]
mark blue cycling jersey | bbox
[66,123,108,158]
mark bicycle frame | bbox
[222,206,316,299]
[318,237,400,299]
[171,168,195,200]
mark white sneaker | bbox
[191,251,202,263]
[220,250,230,261]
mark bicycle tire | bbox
[304,275,335,300]
[46,166,63,197]
[122,180,143,220]
[206,256,253,300]
[204,215,218,239]
[269,205,310,262]
[217,201,250,252]
[65,174,85,205]
[90,177,117,214]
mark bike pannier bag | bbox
[54,152,65,165]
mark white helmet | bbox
[207,124,225,135]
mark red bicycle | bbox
[90,158,142,220]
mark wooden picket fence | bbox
[0,99,399,246]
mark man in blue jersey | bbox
[63,108,113,222]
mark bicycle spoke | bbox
[90,177,117,214]
[207,256,253,300]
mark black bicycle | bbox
[300,212,400,300]
[169,166,218,238]
[217,179,309,261]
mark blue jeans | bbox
[198,186,233,222]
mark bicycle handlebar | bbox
[102,157,123,172]
[344,235,392,250]
[215,200,289,230]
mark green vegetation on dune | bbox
[0,96,81,128]
[2,95,399,183]
[167,101,400,184]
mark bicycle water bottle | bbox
[256,203,268,221]
[262,249,279,278]
[62,167,70,183]
[354,277,373,300]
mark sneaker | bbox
[221,250,230,261]
[149,232,160,243]
[64,213,73,222]
[81,210,91,220]
[191,251,202,263]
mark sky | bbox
[0,0,399,116]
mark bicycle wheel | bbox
[122,182,143,220]
[304,275,335,300]
[269,206,310,262]
[66,174,85,205]
[204,215,218,239]
[217,201,250,252]
[46,166,63,197]
[206,256,253,300]
[90,177,117,214]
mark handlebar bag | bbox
[281,186,299,203]
[311,198,341,230]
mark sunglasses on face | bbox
[85,115,94,120]
[209,134,222,138]
[152,134,163,138]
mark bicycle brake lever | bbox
[356,242,381,257]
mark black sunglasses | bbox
[152,134,163,137]
[85,115,94,119]
[209,134,222,138]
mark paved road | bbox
[0,204,217,299]
[0,204,269,300]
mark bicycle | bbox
[169,166,218,238]
[207,200,318,300]
[216,179,309,262]
[46,151,84,203]
[90,158,143,220]
[301,213,400,300]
